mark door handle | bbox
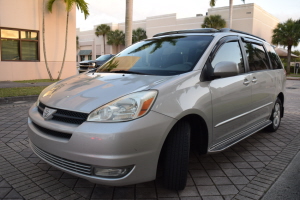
[252,77,257,83]
[243,79,250,85]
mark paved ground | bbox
[0,80,299,200]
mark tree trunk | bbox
[42,0,53,80]
[125,0,133,47]
[103,35,105,54]
[287,45,291,74]
[57,11,69,80]
[229,0,233,29]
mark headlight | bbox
[36,99,40,107]
[92,63,96,67]
[87,90,157,122]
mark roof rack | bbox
[219,28,265,41]
[153,28,265,41]
[153,28,218,37]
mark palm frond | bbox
[47,0,56,12]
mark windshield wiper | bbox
[111,70,147,75]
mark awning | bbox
[275,48,299,58]
[78,50,92,56]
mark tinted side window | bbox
[264,44,283,69]
[244,43,270,71]
[211,41,245,74]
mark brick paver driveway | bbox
[1,80,299,200]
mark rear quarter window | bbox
[264,43,283,70]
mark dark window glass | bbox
[211,41,245,74]
[264,44,283,69]
[0,28,39,61]
[21,41,38,60]
[96,54,113,61]
[244,43,270,71]
[1,39,20,60]
[96,35,213,76]
[80,55,85,61]
[88,55,92,60]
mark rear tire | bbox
[265,98,282,132]
[162,121,190,190]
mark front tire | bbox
[162,121,190,190]
[266,98,282,132]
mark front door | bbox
[208,38,253,145]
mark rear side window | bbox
[211,41,245,74]
[243,43,270,71]
[264,44,283,69]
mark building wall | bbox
[0,0,77,81]
[76,3,279,56]
[252,5,279,43]
[208,3,255,34]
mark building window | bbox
[0,27,39,61]
[88,55,92,60]
[80,55,85,61]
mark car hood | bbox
[39,73,173,113]
[79,60,94,64]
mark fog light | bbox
[93,165,134,178]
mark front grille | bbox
[38,102,89,124]
[80,63,91,66]
[32,122,72,139]
[32,144,93,176]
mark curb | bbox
[234,133,300,200]
[286,77,300,80]
[0,95,38,104]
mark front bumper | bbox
[28,104,176,186]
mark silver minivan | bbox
[28,28,285,190]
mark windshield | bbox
[96,35,213,76]
[96,54,113,61]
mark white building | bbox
[77,3,279,61]
[0,0,77,81]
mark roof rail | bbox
[153,28,266,41]
[153,28,218,37]
[219,28,265,41]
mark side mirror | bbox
[213,61,239,78]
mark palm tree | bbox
[201,15,226,29]
[209,0,245,29]
[95,24,111,54]
[47,0,89,80]
[125,0,133,47]
[107,30,125,53]
[76,36,79,50]
[132,28,147,43]
[272,19,300,74]
[42,0,54,80]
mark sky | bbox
[76,0,300,50]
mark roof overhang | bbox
[78,50,92,56]
[275,48,299,58]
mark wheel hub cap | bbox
[273,103,280,127]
